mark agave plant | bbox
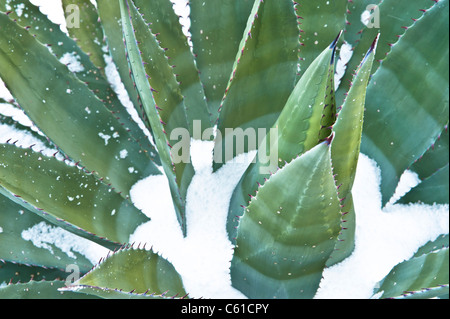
[0,0,448,299]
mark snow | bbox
[21,221,108,265]
[59,52,85,73]
[129,140,256,299]
[0,0,448,299]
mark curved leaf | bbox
[66,248,187,297]
[227,38,339,242]
[0,0,159,163]
[374,247,449,299]
[0,143,149,246]
[231,142,341,299]
[133,0,212,132]
[189,0,255,121]
[0,261,67,285]
[0,280,97,299]
[361,0,449,206]
[0,193,93,272]
[410,124,449,181]
[337,0,435,105]
[119,0,195,235]
[397,164,449,205]
[0,12,161,197]
[62,0,106,72]
[328,35,378,265]
[214,0,300,170]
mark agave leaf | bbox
[64,285,186,299]
[410,125,449,181]
[132,0,212,133]
[337,0,435,104]
[414,235,449,258]
[327,36,379,265]
[361,0,449,206]
[343,0,382,46]
[61,0,106,73]
[0,0,159,163]
[0,143,149,246]
[397,164,449,205]
[66,248,187,298]
[231,142,341,299]
[119,0,194,236]
[189,0,254,121]
[373,246,449,299]
[213,0,300,171]
[0,260,70,286]
[95,0,152,139]
[0,280,98,299]
[0,12,162,197]
[295,0,347,74]
[0,193,93,272]
[227,37,340,242]
[0,113,53,150]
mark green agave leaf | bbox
[295,0,347,74]
[388,285,449,299]
[0,12,162,197]
[0,143,149,246]
[373,246,449,299]
[0,0,159,163]
[0,280,98,299]
[414,234,449,258]
[61,0,106,73]
[0,113,53,150]
[65,285,187,299]
[337,0,435,105]
[0,261,67,285]
[328,36,379,265]
[397,164,449,205]
[119,0,195,236]
[0,192,93,272]
[132,0,212,133]
[227,37,340,242]
[231,142,341,299]
[410,125,449,181]
[96,0,153,141]
[189,0,255,121]
[213,0,300,171]
[66,248,187,298]
[361,0,449,206]
[343,0,382,46]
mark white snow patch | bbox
[119,149,128,159]
[21,221,109,265]
[335,41,353,90]
[314,154,449,299]
[59,52,85,73]
[103,54,155,146]
[129,140,256,299]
